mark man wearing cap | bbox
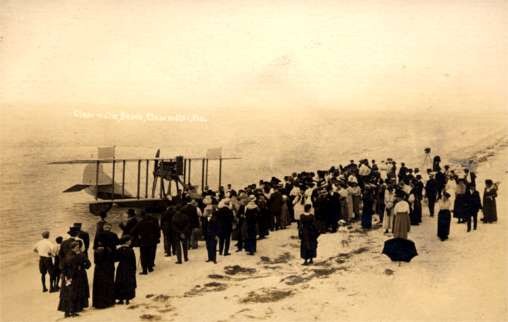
[34,231,56,292]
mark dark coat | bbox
[299,214,319,260]
[465,190,482,216]
[114,246,136,301]
[130,216,160,247]
[361,192,374,229]
[217,206,234,236]
[171,208,191,238]
[483,186,497,222]
[326,192,341,225]
[269,190,283,215]
[425,179,437,201]
[204,214,220,239]
[92,231,118,309]
[181,204,200,229]
[119,218,138,238]
[58,252,90,313]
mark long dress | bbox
[92,231,118,309]
[483,185,498,223]
[244,204,259,254]
[454,181,467,221]
[361,193,373,229]
[114,246,137,301]
[58,252,90,314]
[299,213,319,260]
[437,198,452,241]
[392,200,411,239]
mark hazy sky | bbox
[1,0,507,112]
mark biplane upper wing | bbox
[48,156,241,165]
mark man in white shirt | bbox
[33,231,56,293]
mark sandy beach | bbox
[1,142,506,322]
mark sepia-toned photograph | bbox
[1,1,507,321]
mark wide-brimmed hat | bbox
[248,194,256,202]
[67,226,80,235]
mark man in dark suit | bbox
[217,199,234,256]
[160,205,175,256]
[171,204,191,264]
[425,174,438,217]
[130,211,160,274]
[465,184,482,232]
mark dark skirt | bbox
[410,201,422,225]
[58,276,75,313]
[93,262,115,309]
[361,211,372,229]
[437,209,451,241]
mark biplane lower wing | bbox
[63,184,90,192]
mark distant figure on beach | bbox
[425,173,438,217]
[58,240,91,318]
[131,210,161,271]
[204,206,219,264]
[92,222,119,309]
[482,179,498,223]
[160,205,175,257]
[361,186,374,229]
[171,206,191,264]
[465,184,482,232]
[181,198,201,249]
[392,191,411,239]
[454,179,468,223]
[33,231,55,293]
[114,236,136,305]
[384,186,395,234]
[217,198,233,256]
[299,204,319,265]
[244,195,259,255]
[53,236,63,292]
[437,192,452,241]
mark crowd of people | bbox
[33,155,500,318]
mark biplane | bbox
[49,146,240,214]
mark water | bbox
[0,106,506,272]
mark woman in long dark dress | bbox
[114,236,136,304]
[361,187,374,229]
[58,241,91,317]
[409,189,422,225]
[244,196,259,255]
[299,204,319,265]
[482,179,498,223]
[92,223,118,309]
[204,209,219,263]
[454,179,467,223]
[437,192,452,241]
